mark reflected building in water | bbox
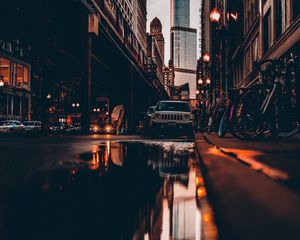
[1,141,217,240]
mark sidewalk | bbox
[195,132,300,240]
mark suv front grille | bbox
[161,113,183,121]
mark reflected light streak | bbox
[203,213,210,223]
[144,233,149,240]
[207,147,289,181]
[195,209,201,240]
[106,141,111,156]
[90,152,100,170]
[197,187,206,199]
[161,199,170,240]
[195,176,204,186]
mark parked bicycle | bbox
[234,53,299,139]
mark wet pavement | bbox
[195,133,300,240]
[0,135,217,240]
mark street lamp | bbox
[198,78,203,85]
[203,53,210,63]
[206,77,211,85]
[196,90,200,95]
[47,93,51,99]
[210,8,221,23]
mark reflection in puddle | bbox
[1,141,217,240]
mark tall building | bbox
[147,34,164,84]
[198,1,203,58]
[150,17,165,63]
[170,0,190,27]
[170,0,197,100]
[0,40,31,121]
[133,0,147,53]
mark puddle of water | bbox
[1,141,217,240]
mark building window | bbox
[263,10,272,53]
[275,0,287,38]
[0,57,11,84]
[17,64,24,88]
[292,0,300,20]
[252,36,259,62]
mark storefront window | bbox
[0,57,11,84]
[17,64,24,88]
[23,66,29,89]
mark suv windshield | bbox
[156,102,190,112]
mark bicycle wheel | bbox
[278,90,299,137]
[234,86,268,139]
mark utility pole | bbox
[81,11,92,134]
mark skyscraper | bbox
[170,0,190,27]
[170,0,197,100]
[150,17,165,62]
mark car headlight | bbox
[183,114,190,120]
[105,126,112,132]
[154,113,161,119]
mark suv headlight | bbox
[154,113,161,119]
[183,114,190,120]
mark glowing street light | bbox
[47,94,51,99]
[210,8,221,23]
[198,78,203,85]
[203,53,210,63]
[206,77,211,85]
[196,90,200,95]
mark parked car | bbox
[64,124,81,134]
[23,121,42,132]
[143,106,156,135]
[150,100,194,138]
[49,122,68,133]
[0,120,25,133]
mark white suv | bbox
[150,100,194,137]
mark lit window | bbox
[0,57,11,84]
[17,64,24,88]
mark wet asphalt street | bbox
[0,135,217,240]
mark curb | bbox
[194,132,300,240]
